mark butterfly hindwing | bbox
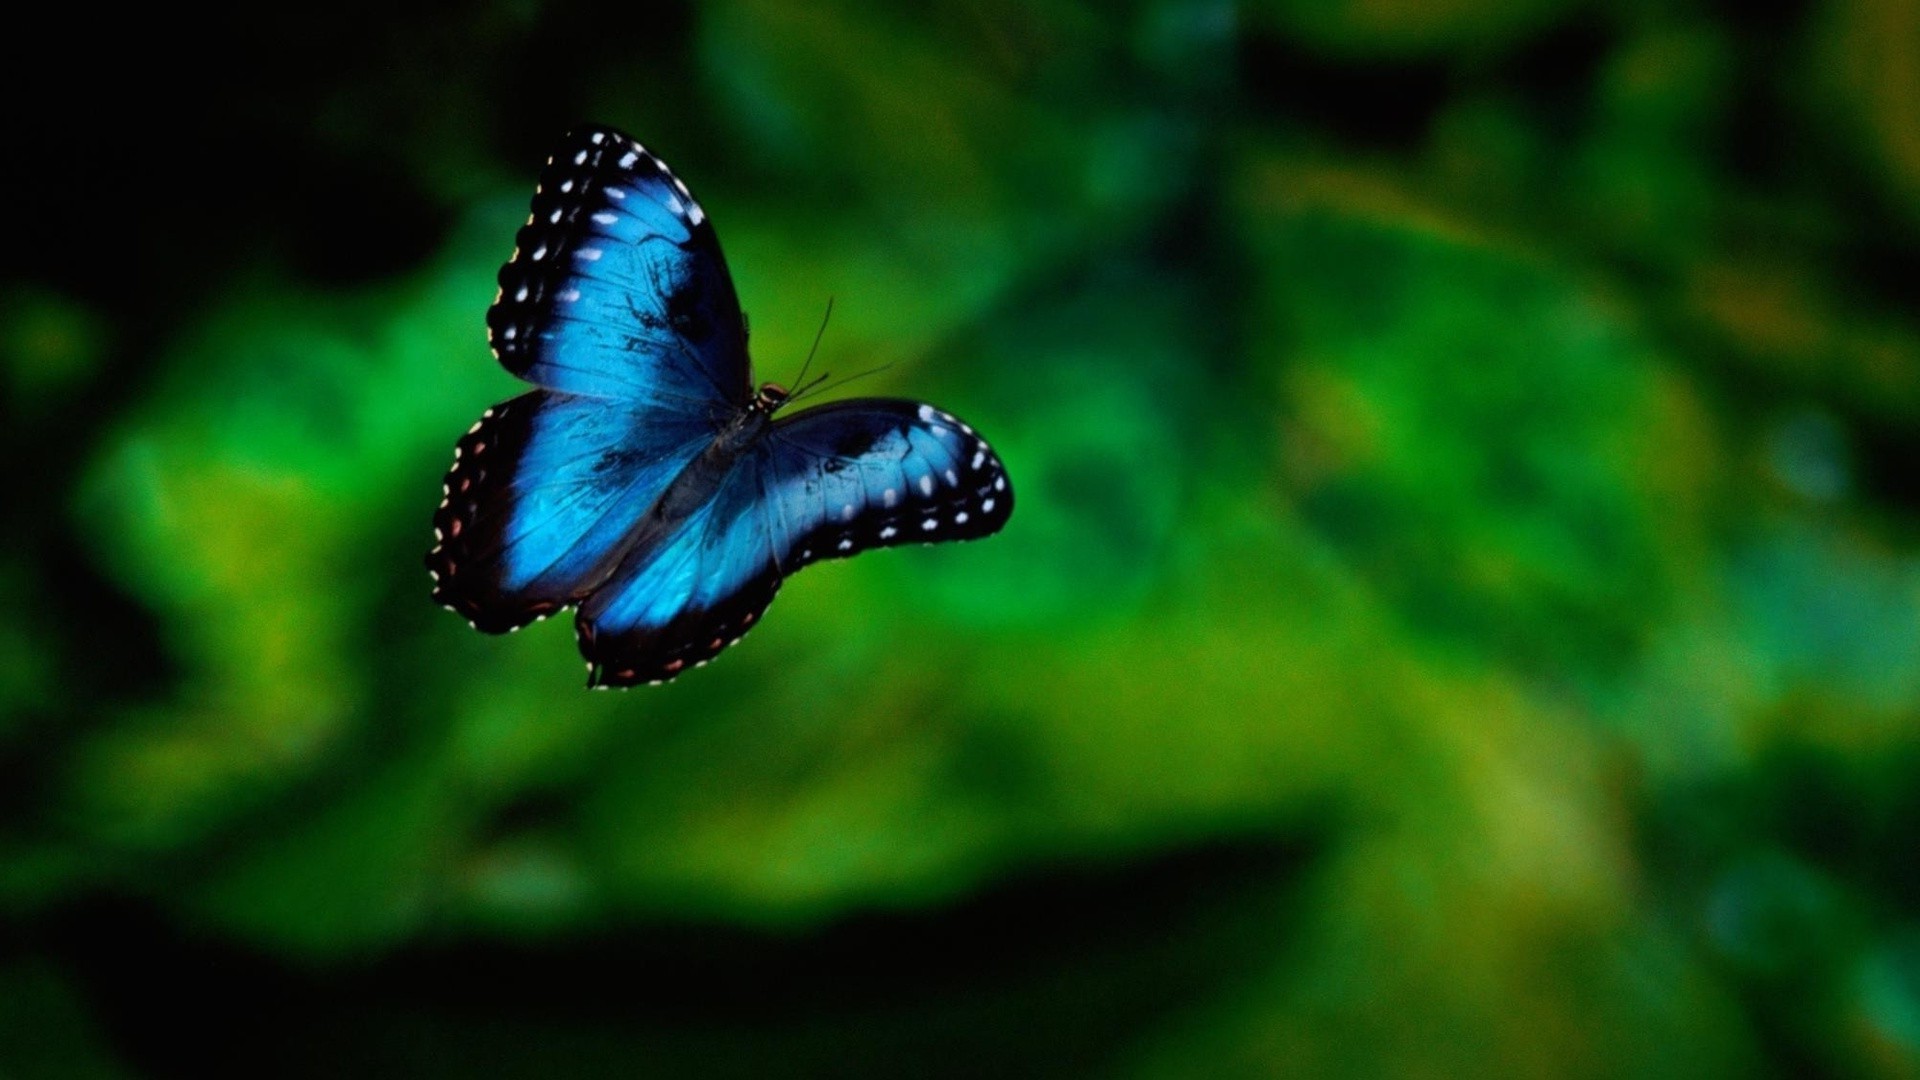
[487,125,750,409]
[573,493,783,687]
[428,389,713,633]
[574,398,1013,686]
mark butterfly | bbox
[426,126,1013,687]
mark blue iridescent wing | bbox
[430,125,746,631]
[486,125,750,408]
[575,399,1013,687]
[428,389,712,632]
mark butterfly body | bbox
[427,127,1013,687]
[645,385,777,524]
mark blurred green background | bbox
[7,0,1920,1075]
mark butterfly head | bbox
[754,381,790,414]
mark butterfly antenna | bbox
[788,358,899,405]
[790,296,834,393]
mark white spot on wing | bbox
[880,525,897,539]
[883,488,898,507]
[918,405,935,422]
[918,475,934,496]
[592,211,617,224]
[577,247,602,261]
[922,519,938,531]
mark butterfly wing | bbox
[487,125,750,408]
[430,126,747,631]
[576,399,1014,687]
[428,390,712,632]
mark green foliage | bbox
[7,0,1920,1076]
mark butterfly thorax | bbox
[682,380,786,468]
[754,381,790,412]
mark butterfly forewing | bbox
[487,126,750,408]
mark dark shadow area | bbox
[48,832,1324,1078]
[1639,737,1920,1080]
[1237,36,1453,152]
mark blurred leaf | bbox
[1245,0,1574,58]
[1242,166,1690,675]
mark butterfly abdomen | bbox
[644,406,769,523]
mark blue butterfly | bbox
[427,126,1013,687]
